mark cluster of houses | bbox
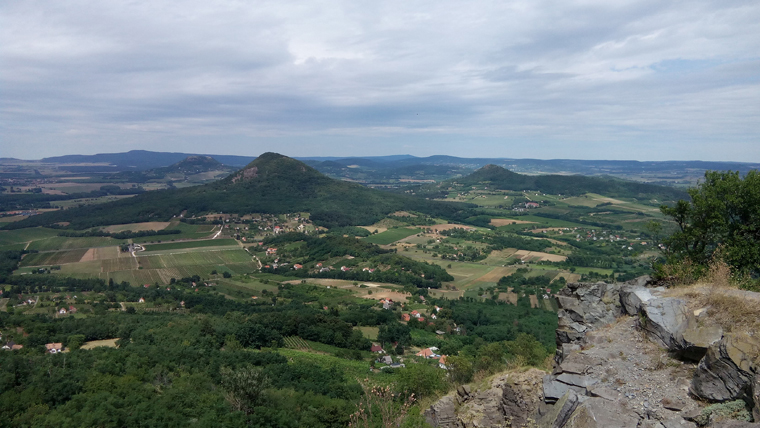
[400,308,438,323]
[1,342,23,351]
[370,343,447,370]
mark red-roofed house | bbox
[45,343,63,354]
[439,355,448,369]
[370,344,385,353]
[416,348,439,359]
[401,313,411,322]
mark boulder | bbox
[691,332,760,402]
[620,284,654,315]
[641,297,689,350]
[555,343,581,364]
[543,375,584,403]
[538,390,582,428]
[680,320,723,361]
[424,395,458,428]
[562,397,640,428]
[555,373,599,389]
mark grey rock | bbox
[562,397,640,428]
[424,395,458,428]
[543,375,584,403]
[587,385,621,401]
[680,318,723,361]
[457,384,471,398]
[538,390,582,428]
[661,397,686,411]
[558,362,587,375]
[626,275,652,287]
[456,387,504,427]
[557,282,620,329]
[710,422,760,428]
[661,417,697,428]
[690,332,760,402]
[556,373,599,388]
[556,328,585,345]
[639,420,666,428]
[641,297,689,350]
[620,284,654,315]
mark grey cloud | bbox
[1,0,759,161]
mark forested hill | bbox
[5,153,474,230]
[458,164,689,200]
[105,156,235,183]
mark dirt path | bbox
[212,226,223,239]
[567,316,700,418]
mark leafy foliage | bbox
[661,170,760,278]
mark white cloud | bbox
[1,0,759,161]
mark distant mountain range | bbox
[455,164,688,200]
[6,153,473,230]
[5,149,759,185]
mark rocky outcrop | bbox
[540,278,760,428]
[561,397,640,428]
[691,332,760,403]
[425,395,458,428]
[425,277,760,428]
[424,369,544,428]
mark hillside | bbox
[4,153,473,230]
[457,164,688,200]
[106,155,234,183]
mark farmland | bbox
[142,238,238,251]
[362,227,421,245]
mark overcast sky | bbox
[2,0,759,161]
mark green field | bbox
[35,247,259,285]
[19,249,89,267]
[132,222,217,243]
[142,238,238,251]
[363,227,421,245]
[274,348,372,381]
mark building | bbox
[45,343,63,354]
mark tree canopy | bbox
[661,170,760,278]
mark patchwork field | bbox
[142,238,238,251]
[512,250,567,262]
[363,227,421,245]
[490,218,538,227]
[102,222,171,233]
[27,246,259,285]
[19,249,89,267]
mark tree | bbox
[395,364,446,398]
[220,365,270,415]
[661,170,760,278]
[67,334,86,351]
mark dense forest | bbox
[0,249,557,427]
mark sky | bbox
[2,0,759,161]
